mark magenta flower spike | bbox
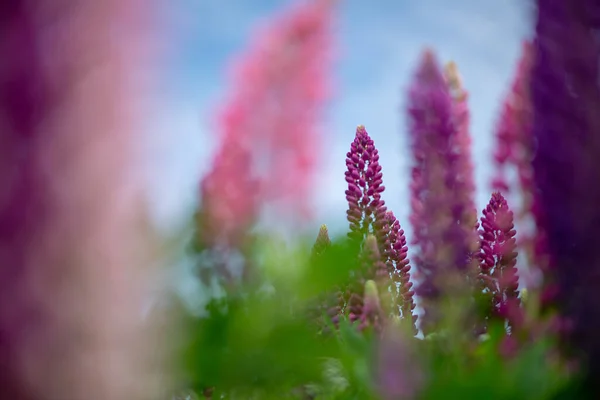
[344,126,417,331]
[478,192,521,331]
[491,41,534,198]
[345,125,387,244]
[406,49,479,333]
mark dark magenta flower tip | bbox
[345,125,387,243]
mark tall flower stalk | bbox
[407,50,479,333]
[344,127,416,331]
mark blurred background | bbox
[143,0,532,306]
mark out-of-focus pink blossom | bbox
[0,1,166,399]
[200,0,335,247]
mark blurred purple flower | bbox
[406,49,478,333]
[531,0,600,386]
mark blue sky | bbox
[143,0,532,244]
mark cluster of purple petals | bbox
[345,125,386,243]
[343,126,417,332]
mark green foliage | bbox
[175,233,574,399]
[420,322,568,400]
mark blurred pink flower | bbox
[0,1,167,399]
[200,0,335,247]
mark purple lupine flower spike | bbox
[406,49,478,333]
[478,192,521,331]
[531,0,600,387]
[345,125,386,243]
[337,130,419,331]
